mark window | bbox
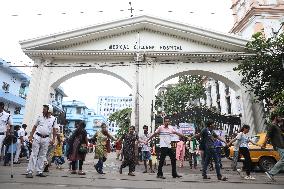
[2,82,10,92]
[19,83,27,98]
[14,107,21,114]
[76,107,82,114]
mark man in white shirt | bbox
[0,102,12,160]
[26,104,57,178]
[14,124,26,163]
[139,125,154,173]
[147,117,187,179]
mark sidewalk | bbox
[0,152,283,189]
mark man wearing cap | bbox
[0,102,12,161]
[26,104,57,178]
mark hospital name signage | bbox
[108,44,183,51]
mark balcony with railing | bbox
[0,90,26,107]
[65,112,87,121]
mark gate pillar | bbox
[23,59,52,130]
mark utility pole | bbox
[134,32,142,132]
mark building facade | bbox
[0,58,67,127]
[62,100,88,136]
[201,0,284,122]
[86,109,108,137]
[97,96,133,135]
[63,100,107,138]
[0,58,30,125]
[49,86,67,114]
[230,0,284,38]
[202,77,242,116]
[157,78,242,117]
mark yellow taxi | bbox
[228,133,280,172]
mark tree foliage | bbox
[272,89,284,116]
[108,108,132,138]
[155,75,206,114]
[234,32,284,111]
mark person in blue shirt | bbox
[214,139,223,169]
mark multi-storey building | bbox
[86,109,108,137]
[49,87,67,114]
[97,96,133,135]
[0,58,67,127]
[0,58,30,125]
[230,0,284,38]
[62,100,88,136]
[63,100,107,138]
[203,0,284,117]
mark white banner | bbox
[179,123,195,136]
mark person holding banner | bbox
[146,117,188,179]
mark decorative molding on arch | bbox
[49,67,133,89]
[24,49,253,62]
[20,15,249,53]
[145,51,253,62]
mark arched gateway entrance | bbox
[20,15,265,134]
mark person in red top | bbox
[115,140,123,160]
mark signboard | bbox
[108,44,183,51]
[179,123,195,136]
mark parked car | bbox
[227,132,280,172]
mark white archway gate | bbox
[20,15,265,134]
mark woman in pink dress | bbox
[176,138,186,168]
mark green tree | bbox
[234,32,284,111]
[271,89,284,116]
[108,108,132,138]
[155,75,206,114]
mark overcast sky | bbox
[0,0,234,110]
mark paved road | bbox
[0,152,283,189]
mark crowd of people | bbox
[0,101,283,182]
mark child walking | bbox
[53,133,65,169]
